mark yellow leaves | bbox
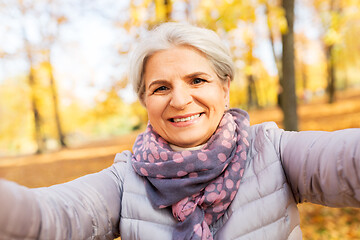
[299,204,360,239]
[315,1,350,47]
[201,0,214,9]
[319,10,343,46]
[324,28,341,46]
[0,76,34,152]
[197,0,257,31]
[130,6,147,26]
[221,17,238,32]
[266,3,288,34]
[278,17,288,34]
[143,0,153,6]
[155,0,167,21]
[244,65,253,76]
[93,89,123,118]
[223,1,256,25]
[238,3,257,22]
[127,0,174,30]
[154,0,172,22]
[330,11,341,29]
[129,0,155,27]
[274,6,288,34]
[130,100,148,129]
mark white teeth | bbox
[173,114,200,123]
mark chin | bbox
[172,141,194,148]
[173,137,206,148]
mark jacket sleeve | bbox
[0,151,130,240]
[279,128,360,207]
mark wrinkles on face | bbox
[143,46,230,148]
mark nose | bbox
[169,84,192,109]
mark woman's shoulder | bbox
[248,121,284,156]
[113,150,133,163]
[249,121,283,140]
[250,121,279,131]
[110,150,134,180]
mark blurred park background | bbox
[1,0,360,239]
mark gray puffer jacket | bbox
[1,122,360,240]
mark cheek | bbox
[146,104,157,120]
[205,88,226,109]
[145,98,165,123]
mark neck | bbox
[169,143,205,152]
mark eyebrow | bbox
[184,72,211,79]
[147,80,168,90]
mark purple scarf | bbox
[132,109,250,240]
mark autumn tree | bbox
[338,8,360,90]
[295,32,311,102]
[0,0,72,153]
[17,1,46,153]
[39,0,68,148]
[263,0,286,107]
[319,0,341,103]
[281,0,298,131]
[242,26,259,109]
[312,0,359,103]
[196,0,263,109]
[19,0,70,151]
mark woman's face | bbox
[143,46,230,148]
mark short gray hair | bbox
[129,22,234,104]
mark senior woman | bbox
[1,22,360,240]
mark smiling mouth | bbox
[171,113,202,123]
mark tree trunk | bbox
[326,44,336,103]
[281,0,298,131]
[247,75,254,109]
[264,2,283,109]
[247,74,259,110]
[301,62,307,90]
[47,57,67,147]
[27,57,45,153]
[245,39,259,110]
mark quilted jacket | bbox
[1,122,360,239]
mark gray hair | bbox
[128,22,234,104]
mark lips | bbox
[170,113,202,123]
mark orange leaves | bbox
[56,16,67,25]
[299,203,360,239]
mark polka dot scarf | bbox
[132,108,250,240]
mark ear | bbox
[223,76,231,106]
[140,92,147,107]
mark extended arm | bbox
[0,179,41,239]
[279,128,360,207]
[0,156,127,239]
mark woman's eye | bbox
[153,86,168,93]
[192,78,206,85]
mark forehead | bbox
[143,46,215,79]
